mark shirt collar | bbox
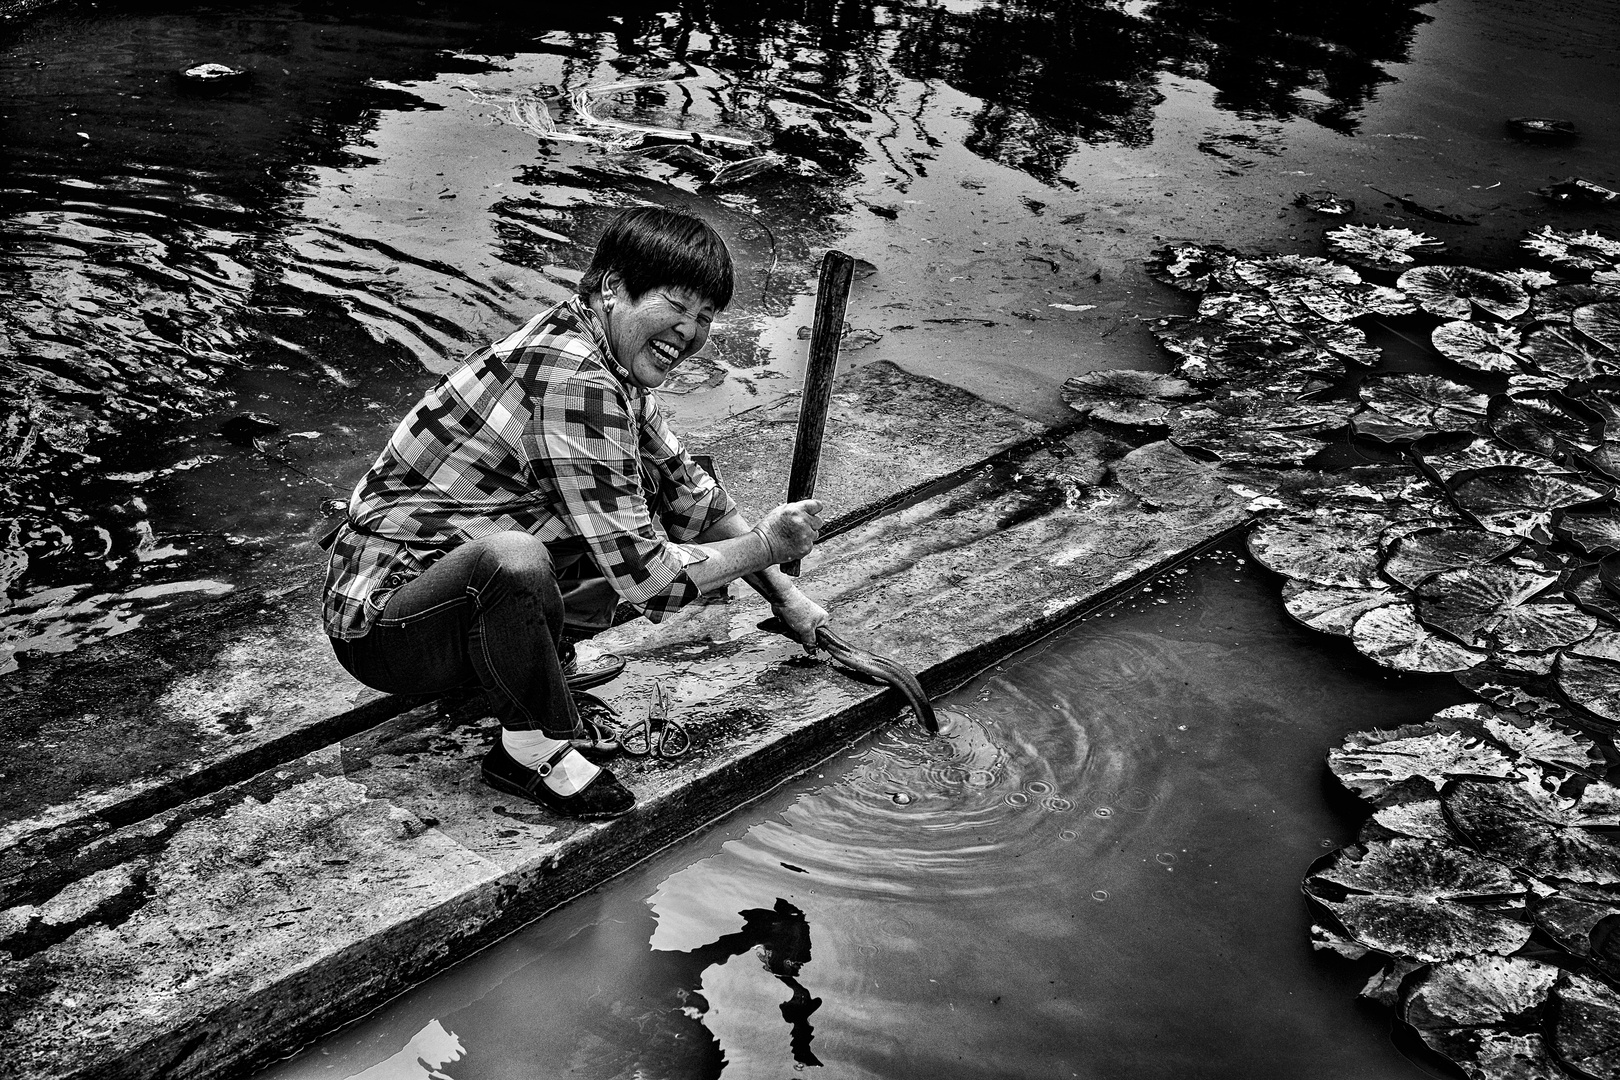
[568,295,641,398]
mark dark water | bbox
[256,544,1469,1079]
[21,0,1620,671]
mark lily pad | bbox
[1553,973,1620,1080]
[1477,711,1606,777]
[1531,283,1620,323]
[1383,527,1521,589]
[1299,320,1383,368]
[1234,254,1361,292]
[1417,566,1596,652]
[1283,581,1402,636]
[1366,777,1457,843]
[1170,426,1328,467]
[1352,601,1489,672]
[1352,409,1435,443]
[1325,224,1445,270]
[1061,370,1200,427]
[1397,266,1531,321]
[1420,1031,1569,1080]
[1579,442,1620,484]
[1361,374,1490,434]
[1521,325,1619,383]
[1444,778,1620,885]
[1573,302,1620,354]
[1329,724,1516,799]
[1145,243,1248,292]
[1419,440,1565,484]
[1111,440,1225,510]
[1304,839,1529,963]
[1565,565,1620,625]
[1360,959,1425,1006]
[1530,888,1620,962]
[1489,392,1603,456]
[1404,955,1558,1031]
[1249,513,1389,588]
[1432,320,1529,374]
[1555,635,1620,728]
[1454,660,1566,717]
[1154,317,1345,385]
[1557,511,1620,555]
[1522,227,1620,273]
[1448,468,1611,544]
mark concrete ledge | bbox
[0,425,1251,1079]
[0,361,1042,900]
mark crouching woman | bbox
[320,207,829,821]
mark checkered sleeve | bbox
[638,395,737,541]
[527,368,702,620]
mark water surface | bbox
[9,0,1619,670]
[260,544,1469,1079]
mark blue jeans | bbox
[331,531,607,737]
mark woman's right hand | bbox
[753,500,824,563]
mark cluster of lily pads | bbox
[1064,222,1620,1079]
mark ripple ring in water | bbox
[1005,792,1030,808]
[1059,829,1078,841]
[1112,788,1156,812]
[965,768,998,788]
[1044,796,1074,813]
[1091,890,1109,901]
[1095,806,1114,818]
[932,764,972,786]
[1156,852,1178,865]
[1025,780,1054,796]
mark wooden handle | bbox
[782,249,857,576]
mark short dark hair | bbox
[578,207,734,310]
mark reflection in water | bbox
[0,0,1433,667]
[261,545,1469,1079]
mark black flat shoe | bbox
[480,739,635,820]
[561,645,626,691]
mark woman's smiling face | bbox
[602,277,718,389]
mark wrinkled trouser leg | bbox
[331,531,578,738]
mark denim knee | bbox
[467,532,562,611]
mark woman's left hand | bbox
[772,589,830,651]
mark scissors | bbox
[621,679,691,758]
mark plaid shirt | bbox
[322,296,736,640]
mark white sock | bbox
[501,729,600,795]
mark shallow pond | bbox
[256,543,1470,1078]
[4,0,1619,672]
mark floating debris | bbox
[1368,186,1479,226]
[1534,177,1619,207]
[217,413,281,447]
[1294,190,1355,216]
[175,63,251,94]
[1505,116,1579,144]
